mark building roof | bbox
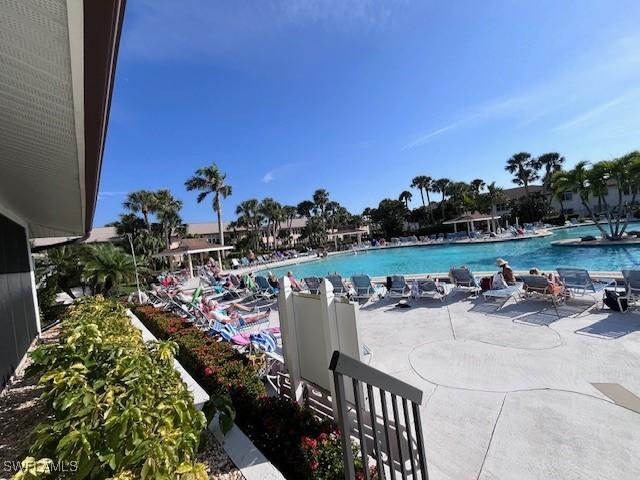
[501,185,544,200]
[153,238,234,258]
[443,211,501,225]
[187,217,309,235]
[0,0,125,238]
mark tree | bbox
[123,190,156,229]
[185,163,232,249]
[81,244,138,295]
[236,199,262,249]
[107,213,146,237]
[535,152,565,192]
[35,245,85,299]
[398,191,413,208]
[505,152,539,196]
[470,179,486,194]
[432,178,451,220]
[154,190,183,249]
[411,176,433,223]
[312,189,329,219]
[551,161,609,237]
[297,200,315,218]
[371,199,407,238]
[259,198,283,249]
[485,182,505,232]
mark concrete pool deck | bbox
[265,292,640,479]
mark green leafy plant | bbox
[18,297,208,479]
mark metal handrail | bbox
[329,350,429,480]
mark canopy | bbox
[153,238,234,277]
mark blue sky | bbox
[95,0,640,226]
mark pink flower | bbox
[310,460,319,472]
[301,436,318,450]
[204,367,214,376]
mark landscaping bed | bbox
[10,297,212,479]
[132,306,360,479]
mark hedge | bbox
[132,305,349,479]
[16,297,208,480]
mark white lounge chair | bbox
[351,274,383,301]
[620,269,640,311]
[483,282,524,310]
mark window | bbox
[562,192,573,201]
[566,208,574,214]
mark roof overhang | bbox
[0,0,126,238]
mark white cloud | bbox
[553,93,636,131]
[261,171,275,183]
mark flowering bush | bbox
[133,306,351,479]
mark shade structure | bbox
[442,211,501,233]
[153,238,234,277]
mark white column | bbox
[319,279,341,420]
[188,253,194,278]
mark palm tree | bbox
[236,199,262,250]
[485,182,505,232]
[36,245,84,299]
[81,244,138,295]
[432,178,450,220]
[259,198,283,250]
[410,176,432,207]
[536,153,565,191]
[154,189,183,249]
[123,190,156,229]
[398,190,412,208]
[470,179,486,195]
[505,152,538,196]
[185,163,232,249]
[281,205,298,246]
[312,189,330,219]
[297,200,315,218]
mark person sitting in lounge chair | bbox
[496,258,515,285]
[202,298,270,324]
[267,271,279,289]
[529,268,565,296]
[287,271,303,291]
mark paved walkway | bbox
[357,293,640,480]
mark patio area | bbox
[265,290,640,479]
[351,293,640,479]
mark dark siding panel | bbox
[0,214,38,390]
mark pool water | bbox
[262,224,640,278]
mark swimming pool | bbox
[262,224,640,278]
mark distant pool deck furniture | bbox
[557,267,616,309]
[449,267,482,296]
[303,276,321,294]
[388,275,411,297]
[351,274,383,301]
[153,239,234,277]
[413,279,449,302]
[326,274,350,296]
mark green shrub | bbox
[17,297,208,480]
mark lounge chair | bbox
[231,258,241,269]
[483,282,524,309]
[388,275,410,297]
[351,274,383,301]
[449,267,481,296]
[255,275,278,299]
[521,274,566,308]
[303,276,321,294]
[620,269,640,311]
[556,268,616,309]
[414,279,447,302]
[326,274,349,296]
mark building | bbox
[550,183,640,217]
[0,0,125,389]
[188,217,311,246]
